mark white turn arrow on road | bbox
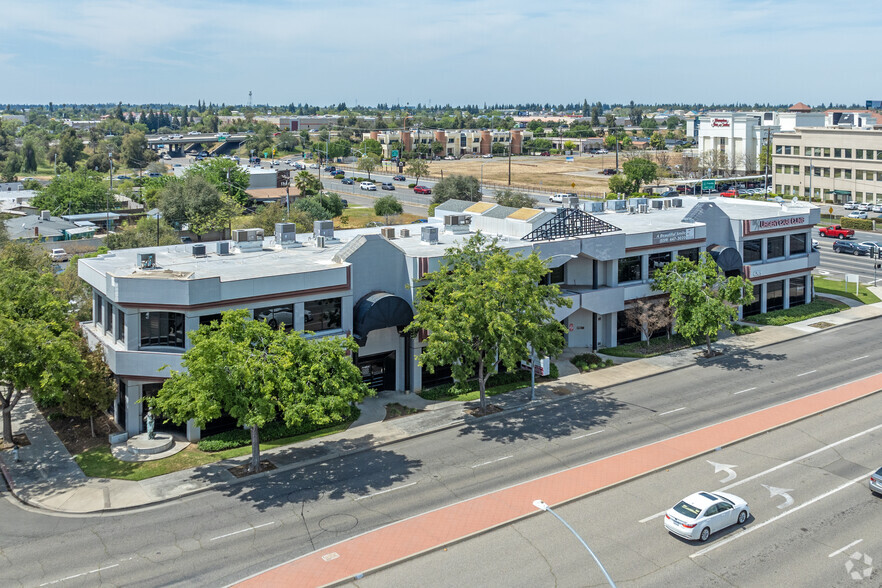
[762,484,795,509]
[707,460,738,483]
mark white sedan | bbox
[664,491,749,542]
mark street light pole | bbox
[508,129,512,186]
[533,500,617,588]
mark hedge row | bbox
[839,217,875,231]
[419,363,559,400]
[197,407,360,451]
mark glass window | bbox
[823,147,830,157]
[775,145,783,154]
[793,146,800,155]
[834,168,842,179]
[254,304,295,331]
[767,236,785,259]
[857,149,864,159]
[766,280,785,311]
[814,147,822,157]
[117,310,125,343]
[105,300,113,334]
[94,293,103,327]
[743,284,763,317]
[789,276,806,307]
[844,168,852,179]
[547,265,565,284]
[304,298,342,332]
[743,239,762,262]
[616,310,642,344]
[835,148,842,158]
[845,149,852,158]
[648,251,672,278]
[790,233,807,255]
[775,164,783,174]
[617,256,642,283]
[784,146,791,155]
[199,313,223,328]
[140,312,185,348]
[678,247,700,263]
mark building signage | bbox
[652,227,695,245]
[711,118,730,128]
[748,216,808,232]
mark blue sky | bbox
[1,0,879,107]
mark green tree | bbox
[157,175,242,238]
[294,170,322,196]
[431,174,481,206]
[649,132,666,151]
[275,132,300,152]
[608,174,635,195]
[21,136,41,173]
[85,151,111,173]
[361,138,383,157]
[494,188,537,208]
[622,157,658,192]
[56,256,93,322]
[120,130,154,170]
[58,128,85,169]
[233,202,287,233]
[374,194,403,224]
[105,216,179,250]
[652,252,754,357]
[150,309,371,473]
[408,233,571,412]
[1,153,22,182]
[405,159,430,186]
[0,263,85,442]
[33,170,112,215]
[187,158,250,206]
[356,153,381,180]
[60,337,117,437]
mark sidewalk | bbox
[3,297,882,514]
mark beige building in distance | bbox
[772,127,882,204]
[363,129,532,159]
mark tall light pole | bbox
[508,129,512,186]
[532,500,617,588]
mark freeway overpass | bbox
[146,133,251,155]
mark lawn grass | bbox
[814,277,881,304]
[74,422,351,481]
[336,204,424,228]
[599,334,698,358]
[747,298,847,326]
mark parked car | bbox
[858,241,882,254]
[811,238,819,249]
[540,151,551,156]
[659,190,678,198]
[324,165,336,172]
[410,218,428,224]
[601,168,616,175]
[116,175,131,180]
[873,204,882,213]
[381,182,395,190]
[664,491,749,542]
[49,248,69,262]
[187,131,200,135]
[721,189,739,198]
[444,155,457,160]
[870,466,882,496]
[819,225,855,238]
[413,185,432,194]
[844,201,858,210]
[147,172,162,177]
[858,203,871,211]
[832,240,872,255]
[341,177,354,185]
[360,181,377,191]
[550,193,569,203]
[393,174,407,181]
[848,211,868,219]
[482,154,493,158]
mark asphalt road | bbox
[343,391,882,588]
[3,318,882,586]
[813,226,882,284]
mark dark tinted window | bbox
[789,276,806,307]
[616,310,642,344]
[743,284,763,317]
[304,298,342,332]
[767,280,784,311]
[618,256,642,283]
[140,312,185,348]
[743,239,762,262]
[649,251,672,278]
[767,236,785,259]
[117,310,125,343]
[199,313,223,328]
[678,247,699,263]
[254,305,295,331]
[790,233,807,255]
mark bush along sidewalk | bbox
[570,353,614,373]
[419,364,559,403]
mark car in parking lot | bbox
[413,185,432,194]
[393,174,406,181]
[870,466,882,495]
[444,155,457,160]
[848,211,868,219]
[858,203,871,211]
[360,181,377,191]
[664,491,749,542]
[844,201,857,210]
[341,177,354,185]
[873,204,882,213]
[410,218,428,223]
[50,248,69,262]
[381,182,395,190]
[116,175,131,180]
[832,240,872,255]
[812,238,819,249]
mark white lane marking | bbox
[659,407,686,416]
[210,521,275,541]
[354,482,417,500]
[639,422,882,523]
[690,472,870,559]
[762,484,795,509]
[850,356,869,362]
[797,370,817,377]
[471,455,513,469]
[707,461,738,483]
[829,539,863,558]
[733,387,757,395]
[573,430,604,440]
[39,564,120,586]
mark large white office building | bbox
[79,196,819,441]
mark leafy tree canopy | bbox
[494,188,537,208]
[622,157,658,191]
[431,174,481,206]
[32,170,113,215]
[187,157,250,206]
[157,175,242,236]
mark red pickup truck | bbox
[818,225,855,239]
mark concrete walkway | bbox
[3,297,882,514]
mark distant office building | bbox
[363,129,532,158]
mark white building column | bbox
[125,383,142,437]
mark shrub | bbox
[549,362,559,379]
[408,183,417,188]
[570,353,612,373]
[839,217,874,231]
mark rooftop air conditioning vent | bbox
[315,235,326,248]
[421,225,439,244]
[651,200,663,209]
[192,244,206,257]
[638,204,648,213]
[672,198,683,207]
[216,241,231,255]
[399,228,410,238]
[380,227,396,239]
[137,252,156,270]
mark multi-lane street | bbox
[2,317,882,586]
[813,226,882,284]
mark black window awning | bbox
[352,292,414,346]
[707,245,743,273]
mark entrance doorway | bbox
[357,351,396,391]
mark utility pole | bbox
[508,129,512,186]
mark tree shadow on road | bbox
[694,347,788,372]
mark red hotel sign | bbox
[712,118,731,127]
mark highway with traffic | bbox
[2,317,881,586]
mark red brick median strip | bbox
[236,373,882,588]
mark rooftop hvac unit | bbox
[628,206,636,214]
[607,199,627,211]
[315,236,326,248]
[216,241,231,255]
[380,227,396,239]
[651,200,664,209]
[137,252,156,269]
[421,225,439,244]
[40,210,51,221]
[663,199,672,209]
[231,228,264,243]
[672,198,683,207]
[585,201,604,213]
[274,222,297,244]
[313,220,334,238]
[443,215,458,225]
[399,228,410,238]
[192,244,206,257]
[564,196,580,208]
[638,204,648,214]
